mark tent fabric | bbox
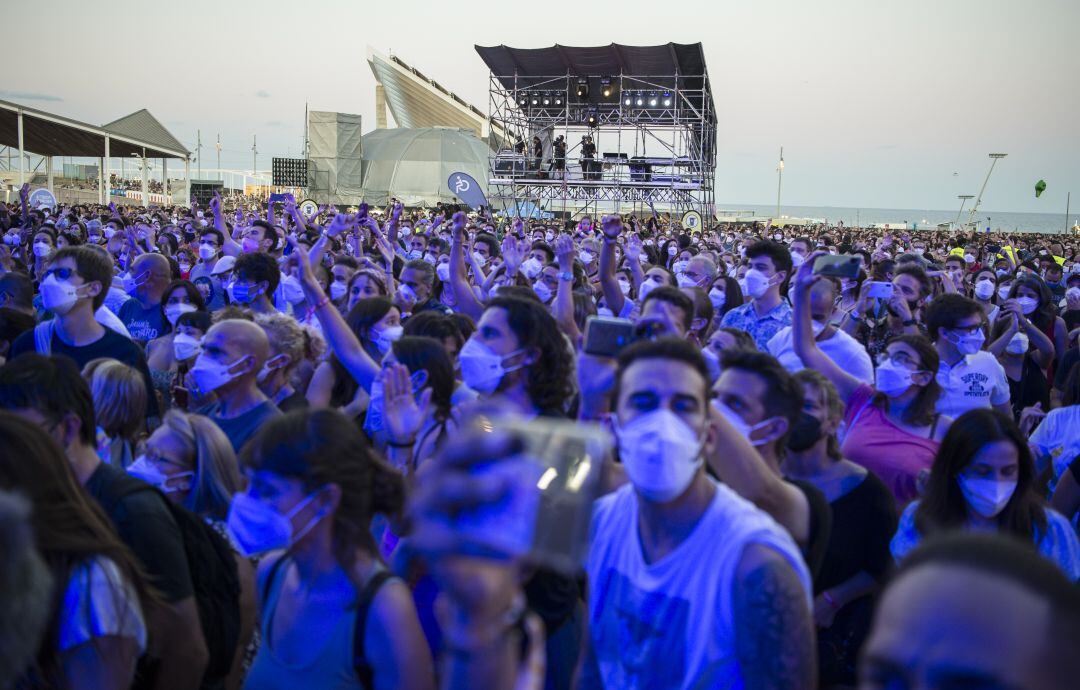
[102,109,190,156]
[360,127,490,207]
[474,42,707,85]
[308,111,364,206]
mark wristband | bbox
[386,438,415,449]
[313,296,331,311]
[901,318,916,327]
[822,590,840,610]
[557,270,574,282]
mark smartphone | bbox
[454,416,609,574]
[865,281,894,299]
[357,203,368,220]
[812,254,862,279]
[583,316,636,357]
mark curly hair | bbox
[487,296,575,413]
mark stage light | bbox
[662,92,672,107]
[554,96,563,106]
[635,95,644,106]
[600,77,613,98]
[531,96,539,106]
[648,97,658,107]
[542,95,551,106]
[624,96,632,106]
[576,77,589,99]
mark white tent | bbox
[360,127,490,207]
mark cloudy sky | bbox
[6,0,1078,212]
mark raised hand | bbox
[209,191,221,216]
[501,235,527,277]
[625,233,643,263]
[391,202,404,222]
[554,234,576,271]
[327,212,350,238]
[512,216,524,237]
[451,211,468,242]
[601,214,622,240]
[382,363,432,449]
[1018,402,1046,436]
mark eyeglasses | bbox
[948,323,983,336]
[876,351,922,369]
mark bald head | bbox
[131,252,172,302]
[209,319,270,365]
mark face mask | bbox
[1005,332,1029,355]
[973,279,995,300]
[672,259,689,274]
[773,233,783,241]
[227,281,260,304]
[964,254,975,264]
[790,251,806,268]
[579,250,595,265]
[436,262,451,282]
[225,490,327,557]
[997,285,1012,301]
[372,324,403,354]
[401,226,413,237]
[545,231,555,242]
[423,252,438,266]
[957,475,1017,519]
[701,346,721,383]
[615,409,703,503]
[198,243,217,260]
[995,269,1010,278]
[533,280,553,303]
[190,353,247,395]
[178,262,191,274]
[708,286,726,309]
[1017,296,1038,315]
[164,302,197,326]
[675,272,698,288]
[329,281,348,301]
[667,245,678,257]
[127,455,193,494]
[105,227,117,239]
[172,333,202,361]
[458,338,525,395]
[241,236,261,254]
[3,233,19,246]
[947,328,985,355]
[712,400,776,447]
[638,277,661,301]
[280,275,305,304]
[123,271,148,295]
[875,358,918,397]
[742,268,774,299]
[786,412,823,452]
[33,242,51,257]
[407,249,424,261]
[472,251,487,267]
[521,256,543,279]
[40,273,81,315]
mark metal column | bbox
[141,149,149,208]
[17,111,25,186]
[103,136,110,205]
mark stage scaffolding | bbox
[476,43,716,220]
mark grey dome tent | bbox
[360,127,490,207]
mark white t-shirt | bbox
[582,480,811,690]
[935,351,1010,418]
[95,305,132,339]
[59,556,147,653]
[1029,405,1080,489]
[766,325,875,384]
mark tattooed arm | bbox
[732,543,816,689]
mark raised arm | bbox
[212,192,242,257]
[294,236,381,391]
[791,252,862,403]
[552,235,581,343]
[448,212,485,322]
[597,215,625,316]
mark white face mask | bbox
[521,256,543,279]
[789,251,806,268]
[672,259,689,274]
[436,262,451,282]
[533,280,553,303]
[458,338,525,395]
[708,286,726,309]
[172,333,202,361]
[127,455,193,494]
[1016,296,1039,315]
[638,277,662,301]
[33,242,52,257]
[742,268,774,300]
[712,400,777,447]
[164,302,197,326]
[329,281,348,301]
[190,353,247,395]
[40,273,82,315]
[973,279,995,301]
[875,358,918,397]
[997,285,1012,301]
[579,250,595,265]
[618,279,632,296]
[667,245,679,257]
[372,324,404,354]
[957,475,1017,519]
[615,409,703,503]
[947,328,986,356]
[675,272,697,288]
[1005,332,1029,355]
[280,275,305,304]
[198,243,217,260]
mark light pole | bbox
[251,135,258,176]
[969,153,1007,225]
[216,134,222,181]
[955,194,974,225]
[776,146,784,219]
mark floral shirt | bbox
[719,299,794,350]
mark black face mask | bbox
[786,412,823,452]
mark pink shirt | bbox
[840,384,940,507]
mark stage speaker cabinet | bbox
[307,111,363,205]
[189,180,224,207]
[272,157,309,187]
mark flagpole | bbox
[776,147,784,219]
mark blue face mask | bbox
[227,281,260,304]
[225,489,327,557]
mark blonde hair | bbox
[254,312,325,374]
[160,410,243,520]
[792,369,845,461]
[82,358,147,441]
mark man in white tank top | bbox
[580,338,815,689]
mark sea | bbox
[716,204,1076,236]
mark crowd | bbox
[0,177,1079,690]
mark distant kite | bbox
[1035,179,1047,198]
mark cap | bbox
[211,255,236,275]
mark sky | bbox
[5,0,1078,213]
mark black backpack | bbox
[96,471,241,686]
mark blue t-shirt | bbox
[206,400,283,454]
[118,298,165,343]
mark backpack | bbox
[260,555,394,689]
[96,470,242,686]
